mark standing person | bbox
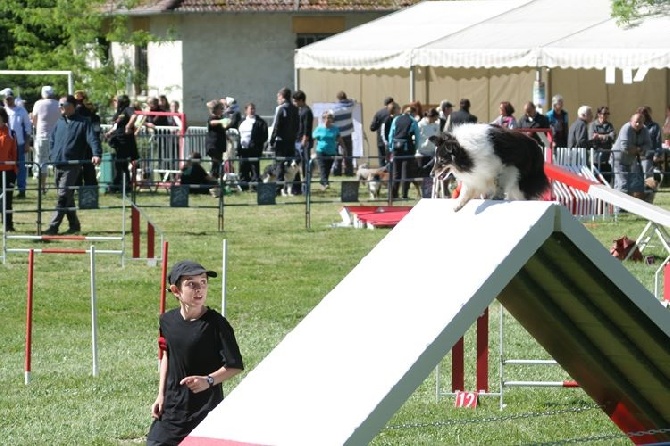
[104,95,139,192]
[589,106,616,182]
[1,88,32,198]
[381,102,400,157]
[450,99,477,126]
[546,94,569,149]
[517,101,550,148]
[147,260,244,446]
[331,91,356,176]
[31,86,60,194]
[269,87,299,190]
[237,102,268,189]
[44,95,101,235]
[312,110,346,190]
[417,108,440,175]
[292,90,313,194]
[636,106,662,179]
[0,106,17,231]
[438,100,454,133]
[567,105,594,149]
[144,97,170,131]
[205,100,228,179]
[158,94,170,112]
[612,113,651,200]
[388,105,420,199]
[74,90,100,187]
[369,96,393,167]
[166,100,183,129]
[491,101,517,129]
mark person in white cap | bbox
[1,88,32,198]
[31,86,60,194]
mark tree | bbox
[611,0,670,25]
[0,0,154,110]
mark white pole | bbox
[221,239,227,317]
[67,72,74,95]
[2,171,6,264]
[90,245,99,377]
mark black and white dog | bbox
[430,124,549,211]
[261,160,301,197]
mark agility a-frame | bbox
[185,199,670,446]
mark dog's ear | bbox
[429,134,445,146]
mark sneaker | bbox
[16,191,25,199]
[6,225,15,232]
[65,227,81,235]
[43,227,59,235]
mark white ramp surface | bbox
[184,199,670,446]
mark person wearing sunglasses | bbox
[44,95,102,235]
[589,106,616,183]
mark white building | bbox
[110,0,421,125]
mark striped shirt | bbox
[332,99,355,137]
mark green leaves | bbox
[611,0,670,25]
[0,0,153,106]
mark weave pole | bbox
[24,249,35,385]
[90,246,99,377]
[131,205,162,264]
[450,308,489,393]
[221,239,227,317]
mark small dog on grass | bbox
[430,124,549,211]
[261,160,301,197]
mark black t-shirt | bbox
[147,307,243,445]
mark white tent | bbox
[295,0,670,160]
[294,0,531,70]
[296,0,670,71]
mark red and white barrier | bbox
[545,163,670,227]
[24,246,100,384]
[131,205,164,265]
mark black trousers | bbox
[49,165,81,230]
[1,170,16,228]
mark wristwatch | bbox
[206,375,215,387]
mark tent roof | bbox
[293,0,531,70]
[542,13,670,69]
[295,0,670,70]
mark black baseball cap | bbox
[168,260,217,285]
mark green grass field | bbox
[1,180,667,445]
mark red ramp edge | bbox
[544,162,598,193]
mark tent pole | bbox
[294,60,300,91]
[409,66,415,101]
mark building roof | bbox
[105,0,422,14]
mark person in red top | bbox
[0,106,18,231]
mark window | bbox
[134,43,148,95]
[296,33,333,49]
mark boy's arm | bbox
[151,353,168,419]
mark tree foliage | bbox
[0,0,153,109]
[611,0,670,24]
